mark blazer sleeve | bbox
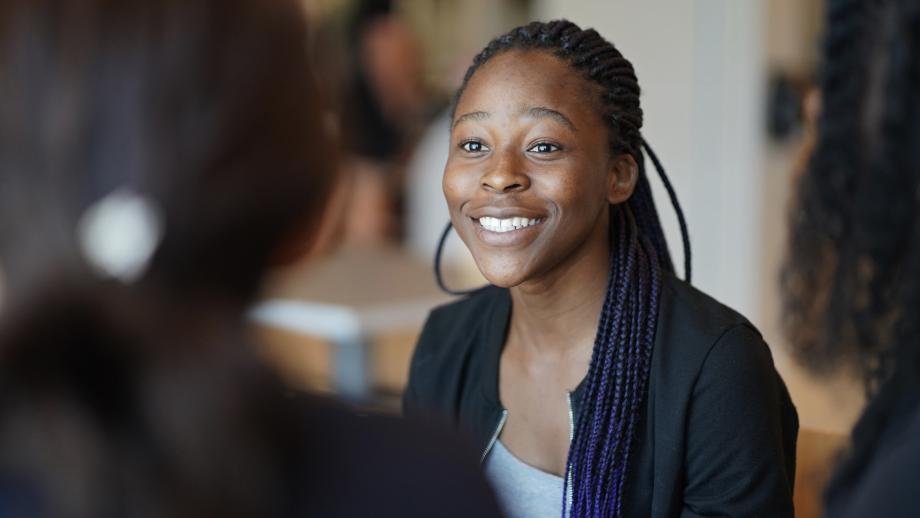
[680,325,798,518]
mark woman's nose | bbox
[480,150,530,193]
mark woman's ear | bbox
[607,153,639,204]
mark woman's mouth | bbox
[477,216,544,233]
[469,214,547,248]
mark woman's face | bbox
[444,50,635,288]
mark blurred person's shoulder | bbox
[825,392,920,518]
[296,394,502,517]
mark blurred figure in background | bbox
[340,0,427,243]
[344,0,425,165]
[782,0,920,516]
[0,0,501,516]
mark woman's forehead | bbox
[456,50,601,123]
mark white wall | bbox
[534,0,766,323]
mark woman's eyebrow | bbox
[452,110,490,128]
[526,106,576,130]
[451,107,576,130]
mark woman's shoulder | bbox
[653,273,785,399]
[404,285,509,416]
[656,272,766,365]
[414,285,509,360]
[660,273,757,340]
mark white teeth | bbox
[478,216,542,233]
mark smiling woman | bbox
[404,20,798,518]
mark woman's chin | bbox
[473,258,533,289]
[480,276,522,289]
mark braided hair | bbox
[781,0,920,498]
[454,20,691,517]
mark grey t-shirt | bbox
[484,440,565,518]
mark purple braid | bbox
[594,216,640,513]
[583,213,633,514]
[457,20,689,517]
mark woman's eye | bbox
[460,141,488,153]
[528,142,561,153]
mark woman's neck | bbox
[508,227,610,358]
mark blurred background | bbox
[0,0,858,515]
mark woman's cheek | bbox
[442,165,477,207]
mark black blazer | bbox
[404,273,797,518]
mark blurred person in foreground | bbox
[0,0,501,516]
[782,0,920,516]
